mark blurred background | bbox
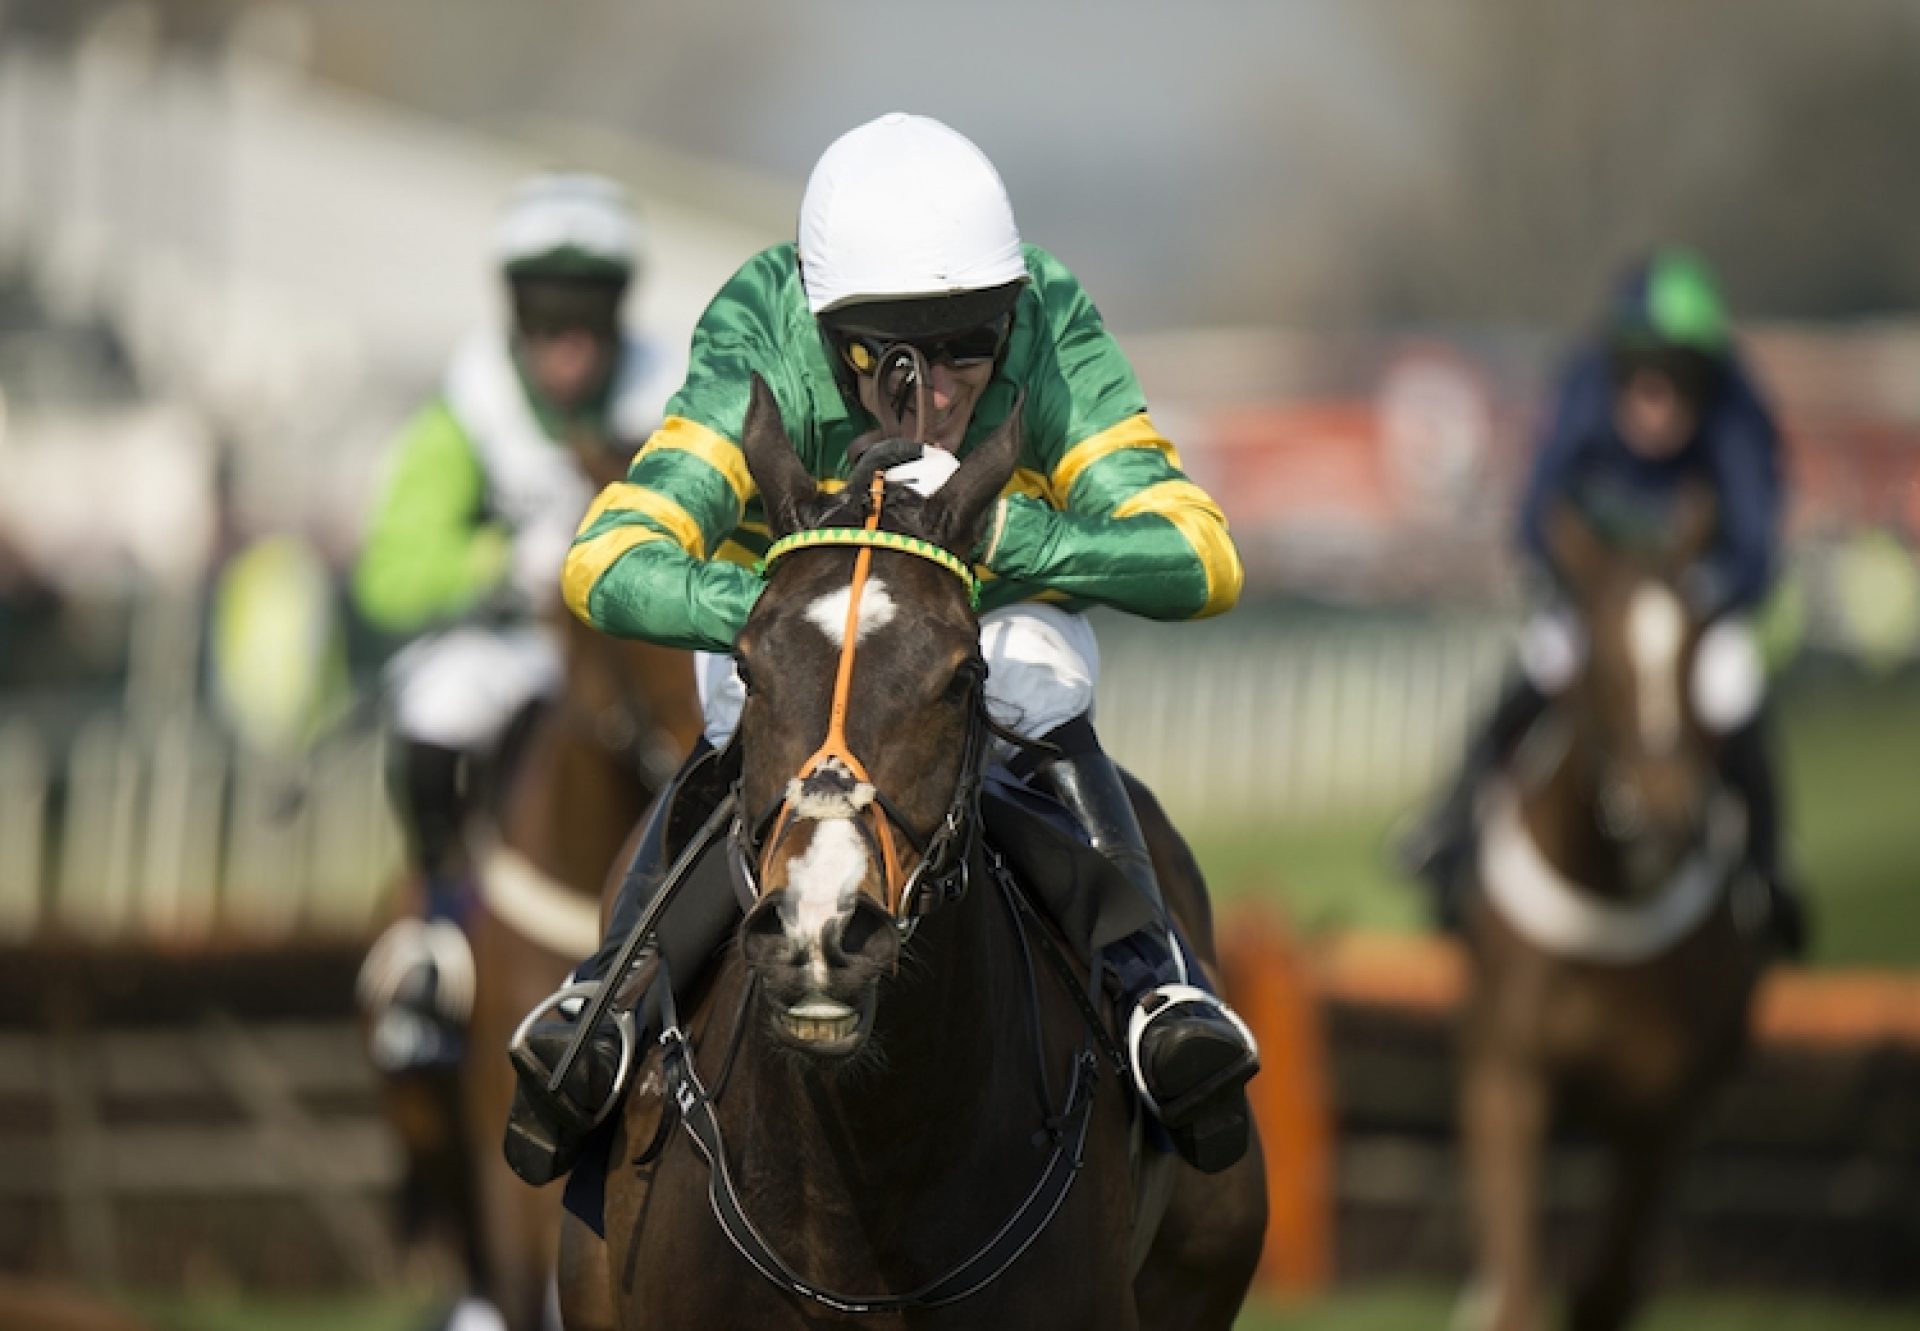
[0,2,1916,1329]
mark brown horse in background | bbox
[461,610,699,1329]
[1457,498,1767,1331]
[376,450,702,1330]
[555,381,1266,1329]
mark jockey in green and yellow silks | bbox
[560,242,1240,653]
[505,113,1259,1193]
[353,174,679,1076]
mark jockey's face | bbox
[826,303,1013,453]
[850,354,995,452]
[1613,366,1697,460]
[510,274,626,413]
[521,327,618,412]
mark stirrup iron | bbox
[1125,983,1259,1119]
[510,980,638,1130]
[356,917,476,1024]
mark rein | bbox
[654,852,1102,1316]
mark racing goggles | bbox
[831,313,1013,377]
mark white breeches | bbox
[695,602,1101,753]
[388,626,563,751]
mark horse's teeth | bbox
[784,1009,857,1042]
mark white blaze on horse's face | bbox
[778,818,872,984]
[1626,582,1687,752]
[804,577,897,647]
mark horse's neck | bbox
[1516,730,1634,901]
[502,625,697,890]
[499,718,652,894]
[558,613,703,748]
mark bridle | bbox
[649,358,1117,1316]
[661,502,1109,1309]
[726,471,991,927]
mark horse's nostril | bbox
[833,897,899,969]
[741,895,797,967]
[837,907,882,959]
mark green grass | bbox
[1775,672,1920,968]
[1194,809,1412,934]
[1190,669,1920,969]
[131,1291,434,1331]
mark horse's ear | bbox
[740,374,817,537]
[927,394,1024,555]
[1546,501,1608,600]
[1669,484,1719,570]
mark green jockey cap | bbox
[1606,249,1732,360]
[494,173,640,283]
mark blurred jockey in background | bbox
[505,112,1260,1184]
[1402,249,1807,956]
[353,174,677,1075]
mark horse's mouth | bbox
[778,995,874,1054]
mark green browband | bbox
[760,528,980,607]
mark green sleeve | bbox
[573,536,765,655]
[562,254,800,653]
[982,251,1243,620]
[353,401,509,632]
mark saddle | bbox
[978,768,1160,959]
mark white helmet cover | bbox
[493,173,640,277]
[799,112,1029,316]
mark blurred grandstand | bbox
[2,10,1916,946]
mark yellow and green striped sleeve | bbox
[563,415,765,654]
[983,411,1242,620]
[970,250,1242,620]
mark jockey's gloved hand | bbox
[885,445,961,497]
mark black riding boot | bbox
[387,738,478,931]
[358,741,475,1075]
[1032,719,1258,1174]
[1722,718,1809,959]
[1397,674,1549,927]
[502,743,728,1187]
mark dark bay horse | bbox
[557,378,1265,1329]
[1457,499,1766,1331]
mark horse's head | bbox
[729,375,1020,1058]
[1545,490,1743,893]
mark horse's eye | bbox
[734,656,756,695]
